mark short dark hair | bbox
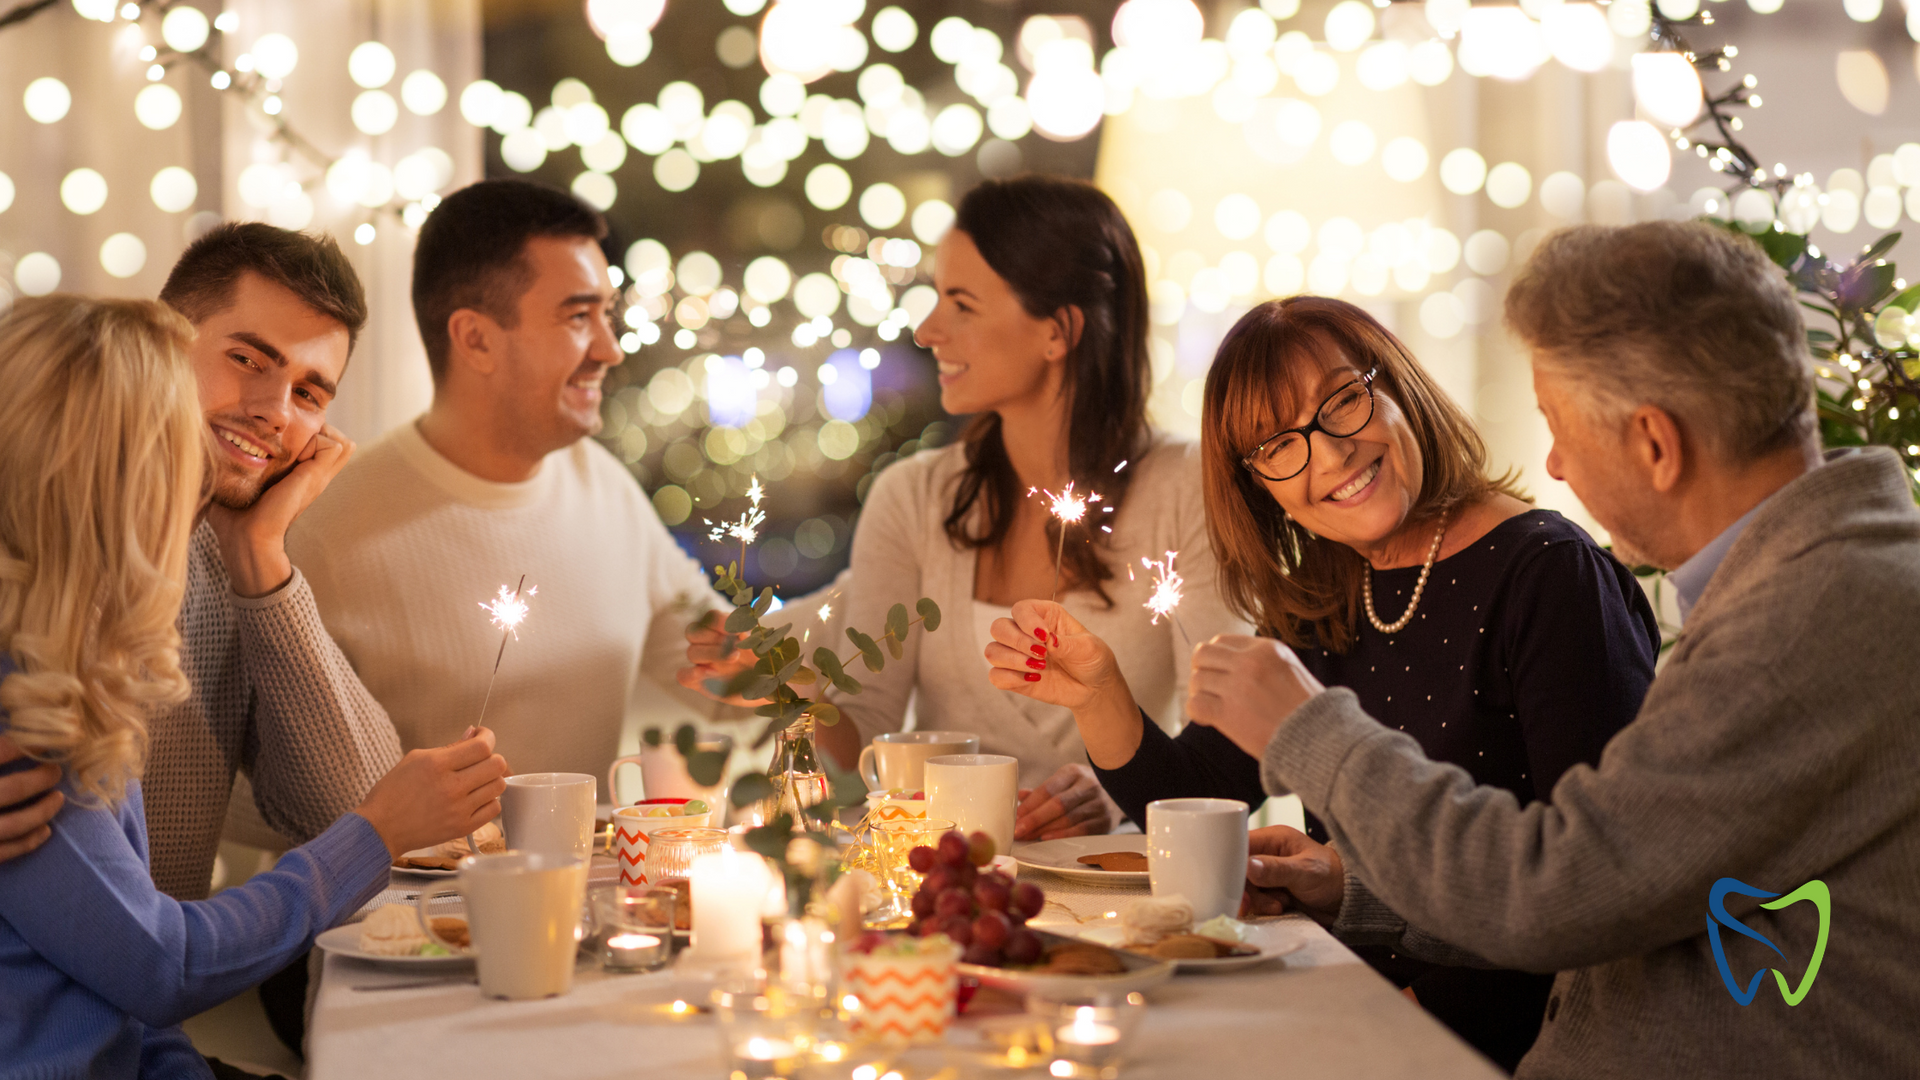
[160,222,368,350]
[1505,221,1815,462]
[411,179,609,381]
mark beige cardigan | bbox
[819,435,1252,788]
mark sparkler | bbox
[476,576,537,727]
[705,474,768,573]
[1030,482,1101,601]
[1141,551,1192,648]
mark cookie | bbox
[1074,851,1148,872]
[1147,934,1222,960]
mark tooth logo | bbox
[1707,878,1830,1006]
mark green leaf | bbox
[886,602,909,641]
[753,587,774,617]
[887,636,903,660]
[831,671,864,695]
[847,627,885,672]
[1840,261,1898,310]
[916,597,942,632]
[754,702,788,718]
[673,723,698,757]
[1887,283,1920,315]
[642,727,663,747]
[809,701,841,726]
[686,749,727,787]
[724,605,760,633]
[788,665,817,686]
[1753,228,1808,271]
[743,817,792,860]
[729,772,776,809]
[813,647,844,683]
[1858,232,1902,265]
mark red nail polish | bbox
[1031,645,1047,657]
[1033,628,1047,643]
[1027,658,1045,670]
[1024,672,1041,682]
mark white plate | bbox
[959,930,1174,997]
[1071,922,1305,972]
[315,923,474,969]
[1013,835,1149,886]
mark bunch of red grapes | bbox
[905,829,1047,967]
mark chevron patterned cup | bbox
[612,801,720,886]
[844,939,960,1045]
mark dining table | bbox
[307,847,1505,1080]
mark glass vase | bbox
[758,718,830,830]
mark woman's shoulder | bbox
[1121,432,1202,495]
[863,441,969,516]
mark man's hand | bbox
[353,727,509,859]
[1014,763,1117,841]
[1186,635,1326,759]
[0,735,63,864]
[1241,824,1345,920]
[207,422,354,598]
[676,610,765,706]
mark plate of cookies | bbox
[392,822,504,877]
[958,929,1175,997]
[1070,896,1305,972]
[1013,835,1149,885]
[315,905,475,969]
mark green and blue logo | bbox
[1707,878,1830,1006]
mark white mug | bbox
[500,772,596,860]
[923,754,1018,857]
[605,734,733,808]
[858,731,980,792]
[1146,798,1250,922]
[417,851,589,1000]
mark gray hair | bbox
[1504,221,1816,462]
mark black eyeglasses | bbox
[1240,367,1378,483]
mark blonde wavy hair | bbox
[0,296,205,807]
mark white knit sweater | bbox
[286,421,727,784]
[820,435,1253,789]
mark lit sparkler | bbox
[705,474,768,571]
[1141,551,1191,647]
[1030,482,1102,601]
[476,575,536,726]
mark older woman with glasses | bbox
[984,296,1659,1069]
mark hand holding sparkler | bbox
[982,599,1149,771]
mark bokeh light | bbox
[99,233,146,278]
[60,168,108,215]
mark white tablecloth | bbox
[308,857,1501,1080]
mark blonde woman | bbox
[0,297,507,1080]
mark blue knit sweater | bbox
[0,674,393,1079]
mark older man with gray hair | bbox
[1189,220,1920,1077]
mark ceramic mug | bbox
[1145,797,1250,922]
[923,753,1018,857]
[605,733,733,808]
[417,851,589,1000]
[612,799,719,885]
[858,731,980,793]
[500,772,596,860]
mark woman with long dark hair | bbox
[985,296,1659,1067]
[686,176,1249,839]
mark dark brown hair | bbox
[941,176,1152,604]
[159,222,367,350]
[1505,221,1815,461]
[1202,297,1525,652]
[412,179,608,381]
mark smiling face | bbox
[187,272,348,509]
[1248,343,1425,557]
[913,229,1065,417]
[493,234,624,453]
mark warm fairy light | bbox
[480,582,537,638]
[1142,551,1185,625]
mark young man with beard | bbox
[288,180,730,785]
[0,224,413,900]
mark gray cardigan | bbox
[1260,447,1920,1079]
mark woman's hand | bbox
[354,727,510,858]
[1014,763,1118,841]
[1240,824,1344,920]
[1187,635,1327,759]
[985,599,1147,770]
[0,735,62,864]
[677,610,764,706]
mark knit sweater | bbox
[286,420,729,780]
[143,523,402,899]
[1260,447,1920,1078]
[821,436,1253,788]
[0,661,393,1080]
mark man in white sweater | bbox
[289,180,728,786]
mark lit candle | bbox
[1058,1010,1122,1048]
[689,848,769,959]
[740,1036,799,1062]
[601,931,666,971]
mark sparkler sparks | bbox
[1141,551,1192,647]
[706,474,768,548]
[475,575,535,727]
[1029,482,1104,601]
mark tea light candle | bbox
[1058,1008,1122,1047]
[602,931,665,971]
[689,848,769,959]
[740,1036,799,1061]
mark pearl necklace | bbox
[1362,518,1448,635]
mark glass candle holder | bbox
[591,884,676,972]
[1027,992,1147,1080]
[644,825,730,883]
[865,817,954,928]
[712,979,834,1080]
